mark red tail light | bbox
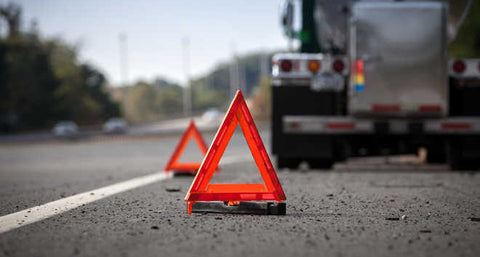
[333,60,345,73]
[453,60,466,73]
[280,60,292,72]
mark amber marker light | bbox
[308,60,321,73]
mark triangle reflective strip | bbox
[164,120,209,174]
[185,90,286,211]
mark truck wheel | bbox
[447,140,463,170]
[447,138,480,171]
[277,157,301,169]
[449,154,479,171]
[306,158,333,170]
[426,143,446,163]
[426,151,446,163]
[450,161,478,171]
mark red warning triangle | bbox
[164,120,210,174]
[185,90,286,213]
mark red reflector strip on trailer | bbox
[289,122,300,129]
[419,105,442,112]
[372,105,400,112]
[327,122,355,130]
[441,122,471,130]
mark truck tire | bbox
[277,157,301,169]
[307,158,333,170]
[447,137,480,171]
[426,149,446,163]
[425,140,447,164]
[449,154,479,171]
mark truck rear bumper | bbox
[283,116,480,135]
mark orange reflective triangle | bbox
[164,120,209,174]
[185,90,286,213]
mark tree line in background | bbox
[0,3,120,132]
[120,79,184,124]
[448,0,480,58]
[114,52,273,124]
[0,2,273,132]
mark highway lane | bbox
[0,129,480,256]
[0,116,221,144]
[0,127,258,217]
[0,132,208,217]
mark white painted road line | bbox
[0,154,252,234]
[0,172,171,234]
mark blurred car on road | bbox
[202,108,221,122]
[103,118,128,134]
[52,121,78,138]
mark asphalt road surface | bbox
[0,129,479,257]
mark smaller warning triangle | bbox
[185,90,286,214]
[164,120,210,175]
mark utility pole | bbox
[238,59,246,94]
[182,37,192,117]
[229,41,239,99]
[118,33,129,86]
[260,54,270,79]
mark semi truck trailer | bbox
[271,0,480,170]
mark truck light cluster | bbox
[272,55,348,76]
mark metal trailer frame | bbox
[271,70,480,171]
